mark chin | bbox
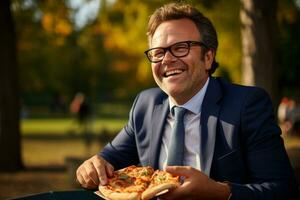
[165,88,184,99]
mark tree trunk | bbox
[240,0,279,104]
[0,0,23,170]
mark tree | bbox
[0,0,23,170]
[277,0,300,98]
[240,0,279,103]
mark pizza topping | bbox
[118,173,134,184]
[149,170,179,187]
[141,168,150,176]
[157,175,166,182]
[119,173,130,180]
[98,165,180,200]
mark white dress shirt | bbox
[158,77,210,170]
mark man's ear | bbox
[204,50,215,70]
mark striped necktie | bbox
[167,106,187,166]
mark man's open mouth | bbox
[164,69,184,77]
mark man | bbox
[76,3,299,199]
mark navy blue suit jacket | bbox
[101,77,299,199]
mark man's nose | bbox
[161,50,176,64]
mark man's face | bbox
[150,19,213,105]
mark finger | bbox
[94,161,108,185]
[76,170,85,185]
[160,181,190,200]
[78,167,98,189]
[165,166,194,177]
[77,174,89,188]
[105,162,114,177]
[160,187,184,200]
[85,162,100,185]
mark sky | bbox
[296,0,300,8]
[67,0,116,29]
[67,0,100,29]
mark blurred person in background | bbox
[286,98,300,136]
[70,92,92,153]
[278,97,289,124]
[70,92,91,124]
[76,3,299,200]
[278,97,300,136]
[278,97,292,135]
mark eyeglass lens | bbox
[145,41,202,63]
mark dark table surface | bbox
[7,190,103,200]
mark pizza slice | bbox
[141,170,180,200]
[98,165,154,200]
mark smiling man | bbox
[76,3,299,200]
[148,18,213,105]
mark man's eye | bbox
[151,50,164,58]
[172,45,188,53]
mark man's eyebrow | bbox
[150,36,162,47]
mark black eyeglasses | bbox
[144,40,206,63]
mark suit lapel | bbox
[149,98,169,169]
[200,77,222,176]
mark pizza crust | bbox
[141,182,179,200]
[99,186,141,200]
[95,190,111,200]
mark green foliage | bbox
[278,0,300,98]
[195,0,241,83]
[12,0,299,107]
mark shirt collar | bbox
[169,77,210,115]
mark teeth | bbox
[165,69,183,77]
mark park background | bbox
[1,0,300,199]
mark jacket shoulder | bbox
[216,77,270,99]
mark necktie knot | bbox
[173,106,187,120]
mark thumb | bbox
[165,166,194,178]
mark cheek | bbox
[186,58,206,78]
[151,64,161,77]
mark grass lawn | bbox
[22,138,103,167]
[20,117,127,169]
[21,118,127,136]
[19,117,127,168]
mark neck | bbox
[170,77,209,105]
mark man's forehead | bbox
[150,32,200,48]
[151,32,187,45]
[150,19,200,47]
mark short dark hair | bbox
[147,3,219,75]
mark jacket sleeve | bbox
[230,88,299,200]
[99,94,140,170]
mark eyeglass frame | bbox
[144,40,207,63]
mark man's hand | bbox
[76,155,114,189]
[160,166,231,200]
